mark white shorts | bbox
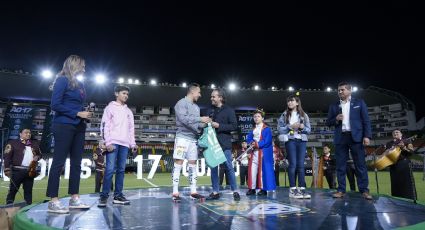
[173,137,199,160]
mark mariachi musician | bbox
[3,128,42,205]
[93,144,106,193]
[320,144,336,189]
[385,129,417,200]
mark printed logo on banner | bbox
[3,105,35,140]
[200,198,310,216]
[237,113,254,140]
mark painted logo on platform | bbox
[200,199,310,216]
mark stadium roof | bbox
[0,71,411,112]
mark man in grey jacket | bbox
[172,83,211,202]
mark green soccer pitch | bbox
[1,172,424,205]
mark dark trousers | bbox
[219,164,229,186]
[95,170,113,193]
[324,169,336,189]
[47,122,86,197]
[346,163,356,191]
[95,171,103,193]
[239,165,248,186]
[390,158,417,200]
[6,168,34,205]
[335,133,369,193]
[274,165,280,186]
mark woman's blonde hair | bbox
[52,55,85,90]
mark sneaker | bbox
[113,196,130,205]
[206,192,220,200]
[257,190,267,196]
[332,191,345,198]
[69,198,90,209]
[246,189,256,196]
[233,192,241,201]
[289,188,303,199]
[190,193,205,200]
[362,192,373,200]
[298,188,311,199]
[172,193,181,203]
[48,201,69,214]
[98,197,107,207]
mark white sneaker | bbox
[298,188,311,199]
[289,188,303,199]
[48,201,69,214]
[69,198,90,209]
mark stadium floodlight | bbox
[288,86,294,91]
[211,84,216,89]
[182,82,187,88]
[150,79,157,86]
[95,74,106,84]
[128,78,133,84]
[76,74,84,82]
[135,79,140,84]
[228,83,237,91]
[326,87,332,92]
[41,69,53,79]
[254,85,260,91]
[118,77,124,83]
[353,86,358,92]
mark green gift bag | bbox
[198,123,227,168]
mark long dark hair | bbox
[285,94,306,123]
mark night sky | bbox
[1,2,424,117]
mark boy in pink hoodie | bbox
[98,85,137,207]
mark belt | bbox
[13,166,29,170]
[342,131,351,134]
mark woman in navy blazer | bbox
[46,55,92,214]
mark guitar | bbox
[373,135,417,170]
[28,160,39,178]
[28,145,41,178]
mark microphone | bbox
[84,102,96,123]
[338,103,343,125]
[88,102,96,112]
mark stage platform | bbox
[13,186,425,229]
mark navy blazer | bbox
[50,76,86,125]
[326,97,372,144]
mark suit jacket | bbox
[51,76,86,125]
[3,139,42,172]
[326,97,372,144]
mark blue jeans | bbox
[285,139,307,188]
[100,144,129,198]
[211,149,237,192]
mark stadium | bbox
[1,69,425,229]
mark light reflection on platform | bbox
[16,187,425,229]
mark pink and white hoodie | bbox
[101,101,136,148]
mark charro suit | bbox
[326,97,372,193]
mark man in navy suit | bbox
[326,82,373,200]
